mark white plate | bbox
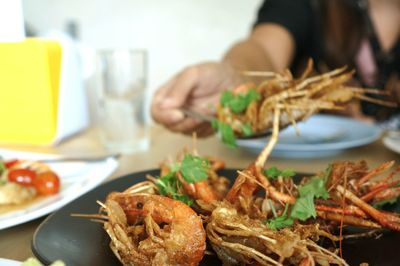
[0,258,21,266]
[0,156,118,230]
[237,114,382,158]
[383,132,400,154]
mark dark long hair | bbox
[317,0,399,120]
[318,0,368,69]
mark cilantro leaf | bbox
[172,194,194,206]
[156,172,177,196]
[265,204,294,230]
[266,215,294,230]
[211,118,219,130]
[220,91,234,106]
[264,169,330,228]
[288,176,329,221]
[180,154,209,183]
[246,89,260,103]
[241,123,253,137]
[281,169,296,177]
[228,96,249,113]
[169,162,181,173]
[213,120,237,148]
[290,194,316,221]
[156,172,194,206]
[264,166,295,179]
[219,123,237,148]
[298,177,329,199]
[220,89,260,114]
[264,166,281,179]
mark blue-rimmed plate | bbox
[237,114,381,158]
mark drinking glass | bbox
[95,49,149,154]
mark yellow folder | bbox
[0,38,62,145]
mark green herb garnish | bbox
[241,123,253,137]
[155,154,210,206]
[264,173,330,229]
[180,154,210,183]
[169,162,181,173]
[290,194,317,221]
[290,176,329,221]
[211,119,237,148]
[220,89,260,114]
[298,177,330,199]
[156,172,194,206]
[266,204,294,230]
[220,91,234,106]
[211,118,219,131]
[264,166,296,179]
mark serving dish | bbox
[32,169,400,266]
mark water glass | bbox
[95,49,149,154]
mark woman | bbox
[151,0,400,136]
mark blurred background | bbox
[23,0,263,104]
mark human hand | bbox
[151,62,242,137]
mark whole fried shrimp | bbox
[100,193,206,266]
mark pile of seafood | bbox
[89,64,400,266]
[93,147,400,266]
[212,60,395,147]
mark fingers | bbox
[180,121,214,138]
[151,78,182,125]
[152,104,185,126]
[151,67,200,127]
[151,62,239,136]
[162,67,199,109]
[162,115,214,138]
[168,117,202,133]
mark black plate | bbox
[32,169,400,266]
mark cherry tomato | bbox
[4,159,19,169]
[8,168,36,187]
[34,171,60,195]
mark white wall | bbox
[23,0,263,94]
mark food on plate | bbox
[154,151,229,210]
[0,182,36,205]
[87,65,399,265]
[0,159,60,205]
[207,204,345,265]
[84,149,227,265]
[213,60,396,147]
[97,193,206,266]
[90,139,400,265]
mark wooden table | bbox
[0,126,398,262]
